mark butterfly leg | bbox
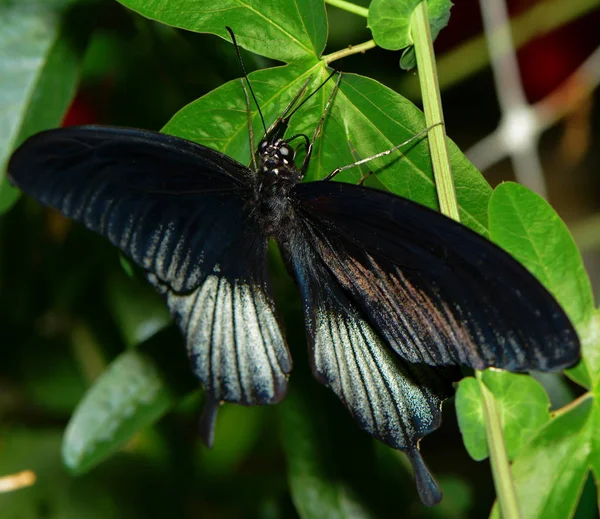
[323,123,444,181]
[300,72,342,176]
[357,170,373,185]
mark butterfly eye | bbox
[278,144,294,161]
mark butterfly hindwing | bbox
[292,180,579,373]
[9,126,291,407]
[282,231,459,505]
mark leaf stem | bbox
[476,371,522,519]
[551,391,593,419]
[323,40,377,64]
[410,1,458,221]
[411,3,521,517]
[325,0,368,18]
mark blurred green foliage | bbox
[1,0,599,518]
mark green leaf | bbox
[571,310,600,389]
[0,0,85,214]
[116,0,327,62]
[489,395,594,519]
[62,350,175,474]
[482,370,551,460]
[62,325,197,474]
[489,182,594,328]
[368,0,452,69]
[163,65,491,235]
[456,371,552,462]
[455,376,487,460]
[401,1,452,70]
[489,182,597,386]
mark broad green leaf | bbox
[0,1,84,214]
[62,350,175,474]
[334,74,490,234]
[455,376,487,460]
[489,182,597,385]
[571,310,600,389]
[62,326,197,474]
[489,396,594,519]
[482,370,551,459]
[116,0,327,62]
[368,0,452,69]
[456,371,552,462]
[489,182,594,329]
[163,65,491,235]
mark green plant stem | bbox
[400,0,597,98]
[325,0,368,17]
[324,40,377,64]
[551,391,593,419]
[411,2,458,221]
[476,372,522,519]
[411,3,521,517]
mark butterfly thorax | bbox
[255,138,302,238]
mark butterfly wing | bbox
[281,224,459,505]
[291,180,579,373]
[9,126,291,414]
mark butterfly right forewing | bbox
[8,126,292,414]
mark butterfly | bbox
[7,64,579,505]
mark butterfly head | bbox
[257,138,301,188]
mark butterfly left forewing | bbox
[9,126,292,423]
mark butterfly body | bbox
[254,137,302,239]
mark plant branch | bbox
[411,1,458,221]
[551,391,593,418]
[325,0,368,18]
[324,40,377,64]
[412,3,521,517]
[476,371,522,518]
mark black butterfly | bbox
[7,68,579,505]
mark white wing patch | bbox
[165,275,291,405]
[312,303,437,450]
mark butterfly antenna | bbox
[241,79,258,170]
[323,122,444,181]
[300,71,342,175]
[265,69,339,143]
[226,27,267,134]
